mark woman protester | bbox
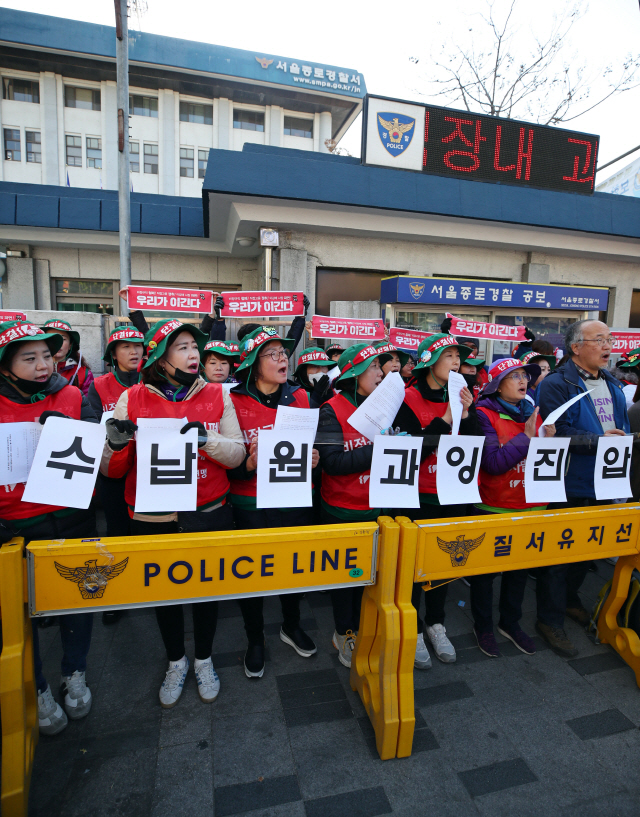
[374,340,410,379]
[202,340,240,384]
[518,347,555,404]
[325,344,345,364]
[41,318,94,395]
[392,333,477,669]
[227,325,318,679]
[472,357,556,657]
[0,320,99,735]
[293,346,334,407]
[100,319,245,708]
[458,353,486,402]
[316,344,384,668]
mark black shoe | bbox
[244,642,265,678]
[587,561,598,573]
[102,610,123,625]
[535,621,578,658]
[37,616,58,629]
[280,626,317,658]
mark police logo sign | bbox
[54,558,129,600]
[377,113,415,156]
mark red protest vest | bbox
[57,361,90,390]
[229,387,310,498]
[403,385,449,495]
[320,393,373,511]
[476,406,544,509]
[125,383,228,509]
[93,372,127,413]
[0,387,83,519]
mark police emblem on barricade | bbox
[436,533,485,567]
[377,113,416,156]
[54,557,129,600]
[409,282,425,300]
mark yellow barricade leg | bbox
[350,517,401,760]
[0,539,38,817]
[394,517,418,758]
[597,553,640,688]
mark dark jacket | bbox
[316,392,373,477]
[87,369,139,418]
[538,358,629,499]
[476,395,531,475]
[0,373,99,423]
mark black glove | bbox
[39,410,70,425]
[180,420,208,449]
[523,326,536,341]
[440,317,453,334]
[0,519,17,546]
[311,375,332,405]
[214,295,225,319]
[105,418,138,450]
[303,295,310,316]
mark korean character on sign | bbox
[269,440,308,482]
[150,442,197,485]
[474,287,486,300]
[350,75,360,85]
[558,528,574,550]
[616,523,632,543]
[277,61,287,72]
[502,288,513,302]
[536,291,546,304]
[441,116,486,172]
[431,284,443,298]
[289,63,300,75]
[302,65,312,77]
[489,287,499,301]
[526,532,544,552]
[461,286,471,300]
[327,70,336,81]
[523,289,533,303]
[533,447,565,481]
[445,285,457,300]
[621,180,629,193]
[314,67,324,78]
[602,445,631,479]
[436,436,484,505]
[338,72,349,83]
[588,526,605,546]
[494,535,512,557]
[594,437,633,501]
[46,436,96,480]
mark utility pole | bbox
[115,0,131,317]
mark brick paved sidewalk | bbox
[29,562,640,817]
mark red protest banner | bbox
[0,310,27,322]
[310,315,385,342]
[390,327,435,351]
[446,313,528,342]
[127,286,213,313]
[611,331,640,355]
[220,291,304,317]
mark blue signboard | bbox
[380,276,608,312]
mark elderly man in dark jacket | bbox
[536,319,629,657]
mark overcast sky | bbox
[3,0,639,182]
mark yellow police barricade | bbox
[0,539,38,817]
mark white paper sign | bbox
[436,436,484,505]
[0,422,42,486]
[524,437,571,503]
[369,435,421,508]
[22,418,105,510]
[256,429,314,509]
[594,436,633,501]
[448,371,467,436]
[135,424,198,513]
[274,406,320,435]
[100,410,114,425]
[348,372,406,442]
[539,391,590,436]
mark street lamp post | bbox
[115,0,131,317]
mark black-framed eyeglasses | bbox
[259,348,289,362]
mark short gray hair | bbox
[565,319,597,356]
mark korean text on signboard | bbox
[220,292,305,317]
[310,315,385,341]
[128,286,213,314]
[389,327,434,351]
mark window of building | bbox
[86,137,102,169]
[65,86,101,111]
[198,149,208,179]
[26,131,41,163]
[179,101,213,125]
[233,109,264,132]
[180,147,194,178]
[130,140,140,172]
[129,94,158,117]
[3,128,20,161]
[65,135,82,166]
[284,116,313,138]
[144,143,158,174]
[2,77,39,103]
[55,280,115,314]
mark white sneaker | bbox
[60,671,92,720]
[38,684,68,736]
[426,624,456,663]
[414,633,432,670]
[159,656,189,709]
[332,630,356,668]
[194,657,220,703]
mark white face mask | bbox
[308,371,327,385]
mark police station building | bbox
[1,8,640,371]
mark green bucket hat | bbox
[235,325,295,376]
[203,340,240,362]
[519,349,555,370]
[294,346,332,377]
[463,355,486,369]
[143,319,207,369]
[374,341,410,369]
[41,319,80,355]
[618,348,640,368]
[334,343,383,386]
[102,326,145,363]
[0,320,63,363]
[414,333,472,371]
